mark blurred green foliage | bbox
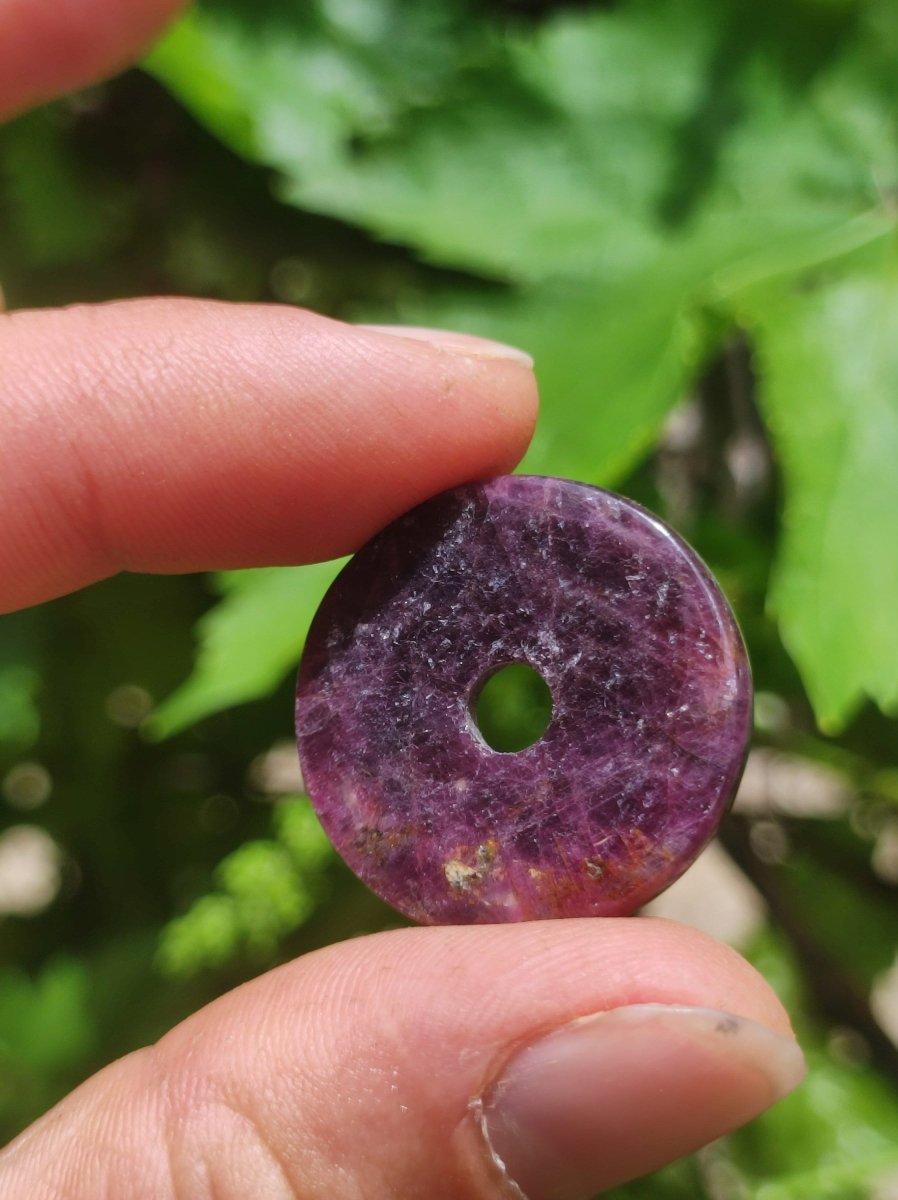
[157,796,334,975]
[2,0,898,1194]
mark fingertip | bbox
[478,1002,804,1200]
[626,916,793,1036]
[343,318,539,477]
[358,324,536,369]
[0,0,189,120]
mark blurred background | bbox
[2,0,898,1194]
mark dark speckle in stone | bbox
[296,476,752,924]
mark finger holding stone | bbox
[0,300,536,612]
[0,920,804,1200]
[0,0,188,120]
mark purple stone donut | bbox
[296,476,751,924]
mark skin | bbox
[0,4,801,1196]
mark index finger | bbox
[0,298,537,613]
[0,0,187,120]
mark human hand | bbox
[0,3,805,1196]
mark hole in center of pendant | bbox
[471,662,553,753]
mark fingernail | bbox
[474,1005,806,1200]
[359,323,534,368]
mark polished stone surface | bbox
[296,477,751,923]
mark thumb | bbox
[0,919,804,1199]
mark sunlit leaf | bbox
[738,235,898,730]
[147,0,895,282]
[148,561,345,738]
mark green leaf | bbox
[140,13,256,160]
[146,0,895,282]
[737,235,898,730]
[393,273,713,484]
[148,560,345,738]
